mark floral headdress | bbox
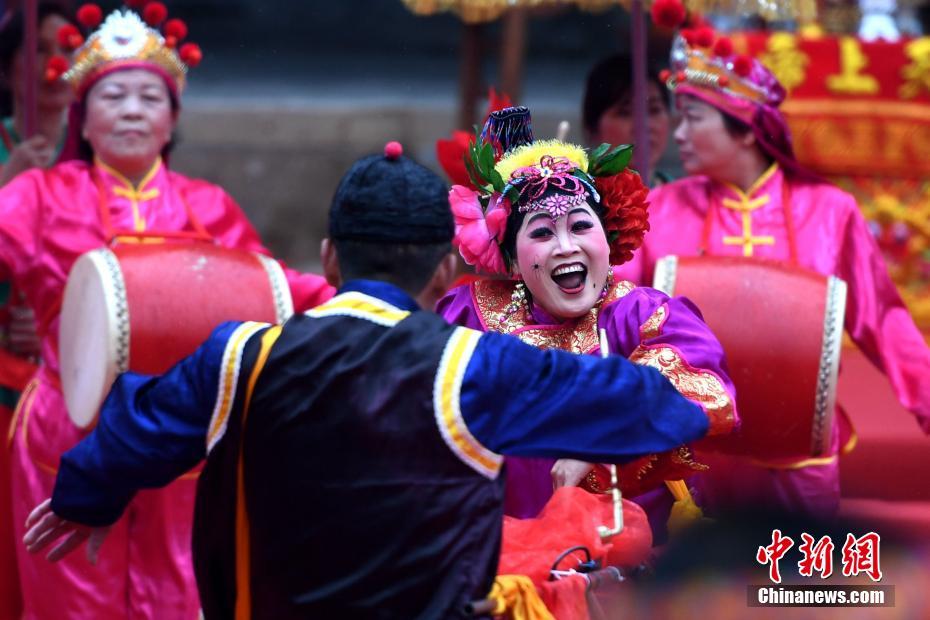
[450,106,650,275]
[650,2,801,176]
[45,2,202,98]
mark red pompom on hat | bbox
[57,24,83,50]
[384,141,403,160]
[717,75,730,87]
[143,2,168,27]
[695,26,715,48]
[680,28,697,46]
[733,54,753,77]
[164,18,188,41]
[179,43,202,68]
[713,36,734,57]
[45,55,69,82]
[675,70,687,83]
[650,0,686,30]
[76,3,103,29]
[659,68,672,83]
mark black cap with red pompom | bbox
[329,144,453,244]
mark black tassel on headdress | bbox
[480,106,534,156]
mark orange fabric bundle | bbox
[499,487,652,584]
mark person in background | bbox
[582,53,673,186]
[0,1,72,185]
[0,5,331,618]
[0,4,73,615]
[622,32,930,520]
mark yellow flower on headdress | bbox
[495,140,589,182]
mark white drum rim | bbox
[812,275,847,457]
[59,248,130,429]
[652,255,679,296]
[255,253,294,323]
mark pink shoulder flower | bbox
[449,185,511,275]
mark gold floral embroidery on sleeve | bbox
[629,345,736,436]
[639,303,668,340]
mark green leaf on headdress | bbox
[590,144,634,177]
[479,143,496,177]
[589,143,611,162]
[463,152,487,192]
[489,168,505,193]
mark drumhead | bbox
[59,248,129,429]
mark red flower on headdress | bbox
[450,186,510,275]
[76,4,103,29]
[650,0,686,30]
[143,2,168,26]
[436,130,473,187]
[594,171,650,265]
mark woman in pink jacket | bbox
[0,5,331,618]
[619,32,930,520]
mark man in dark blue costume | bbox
[25,143,711,619]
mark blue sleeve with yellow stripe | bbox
[455,328,709,465]
[51,320,267,527]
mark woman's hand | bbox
[551,459,595,490]
[0,135,54,186]
[23,499,110,564]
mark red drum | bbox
[653,256,847,460]
[60,244,293,429]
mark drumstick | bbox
[597,329,624,540]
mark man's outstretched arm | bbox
[49,320,270,527]
[455,328,710,463]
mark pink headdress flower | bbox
[450,185,511,275]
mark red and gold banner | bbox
[734,32,930,334]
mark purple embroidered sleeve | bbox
[599,286,738,436]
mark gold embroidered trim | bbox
[472,278,635,354]
[639,303,668,340]
[629,344,736,436]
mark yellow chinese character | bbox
[900,37,930,99]
[826,37,879,95]
[760,33,809,93]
